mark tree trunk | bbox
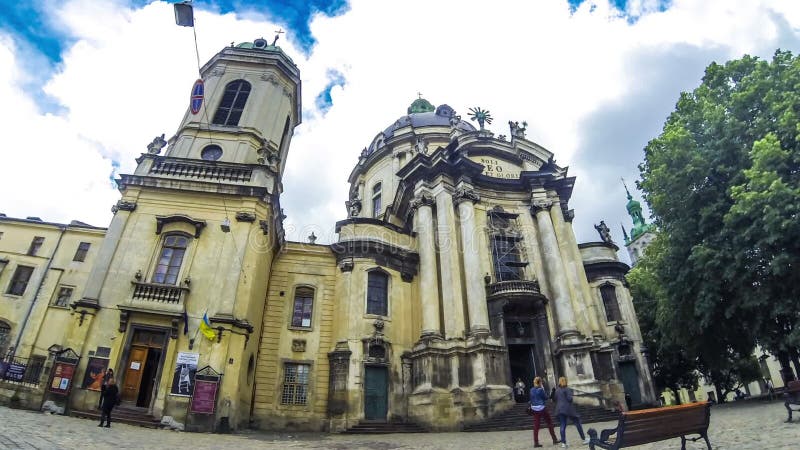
[715,384,726,404]
[777,351,795,384]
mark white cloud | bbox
[1,0,799,264]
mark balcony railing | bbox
[131,282,188,304]
[486,279,541,299]
[150,159,253,182]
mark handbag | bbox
[526,403,534,416]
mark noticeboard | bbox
[189,379,218,414]
[49,362,77,395]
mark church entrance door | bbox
[120,328,167,408]
[364,366,388,421]
[508,344,537,388]
[619,361,642,406]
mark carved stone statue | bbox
[594,220,614,244]
[508,120,527,139]
[346,199,362,217]
[147,134,167,154]
[414,137,428,155]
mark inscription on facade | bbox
[471,157,521,179]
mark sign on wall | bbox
[49,362,76,395]
[170,352,199,396]
[469,156,522,179]
[189,365,221,415]
[82,357,110,391]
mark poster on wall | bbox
[189,379,218,414]
[170,352,199,396]
[49,362,76,395]
[82,357,110,391]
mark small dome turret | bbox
[407,97,435,114]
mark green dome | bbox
[407,98,435,114]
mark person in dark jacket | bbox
[529,376,558,447]
[554,376,588,447]
[99,378,119,428]
[98,368,114,408]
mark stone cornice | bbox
[583,260,630,282]
[330,239,419,282]
[334,217,414,236]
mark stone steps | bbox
[71,405,161,429]
[463,402,620,432]
[343,420,428,434]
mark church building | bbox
[0,39,654,432]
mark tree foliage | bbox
[635,50,800,388]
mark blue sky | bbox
[1,0,799,255]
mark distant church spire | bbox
[621,177,653,244]
[621,223,629,242]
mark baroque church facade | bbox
[0,40,654,431]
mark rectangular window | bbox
[281,363,310,405]
[54,286,74,307]
[7,265,34,296]
[291,288,314,328]
[28,236,44,256]
[491,236,523,281]
[73,242,91,262]
[372,183,382,218]
[367,271,388,316]
[600,284,622,322]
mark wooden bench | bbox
[587,402,711,450]
[784,380,800,422]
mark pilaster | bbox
[434,189,466,339]
[411,192,440,339]
[454,185,490,337]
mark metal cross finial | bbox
[621,177,632,198]
[272,29,285,46]
[417,92,423,99]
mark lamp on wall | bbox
[221,217,231,233]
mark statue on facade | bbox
[508,120,527,139]
[468,107,493,130]
[414,136,428,154]
[147,134,167,154]
[594,220,614,244]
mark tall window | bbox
[54,286,74,307]
[291,287,314,328]
[28,236,44,256]
[7,265,34,296]
[372,182,382,218]
[491,236,523,281]
[152,235,189,285]
[600,284,622,322]
[281,363,310,405]
[212,79,251,126]
[0,321,10,356]
[367,271,388,316]
[73,242,91,262]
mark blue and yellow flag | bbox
[199,313,217,341]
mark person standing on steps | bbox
[99,378,119,428]
[98,368,114,409]
[515,378,527,403]
[554,376,588,447]
[529,376,559,447]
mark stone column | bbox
[80,199,136,304]
[531,199,577,338]
[412,193,441,338]
[435,190,466,339]
[454,187,490,337]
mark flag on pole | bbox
[199,313,217,341]
[174,2,194,27]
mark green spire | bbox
[621,178,653,244]
[407,94,434,114]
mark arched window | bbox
[152,234,190,285]
[212,80,251,126]
[291,286,314,328]
[367,271,388,316]
[0,321,10,356]
[372,182,382,218]
[600,284,622,322]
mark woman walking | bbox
[554,376,588,447]
[98,378,119,428]
[529,377,558,447]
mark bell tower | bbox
[72,39,301,430]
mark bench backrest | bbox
[787,380,800,393]
[618,402,710,447]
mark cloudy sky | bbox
[1,0,799,263]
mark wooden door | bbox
[121,346,148,402]
[619,361,642,406]
[364,366,388,421]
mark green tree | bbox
[637,50,800,391]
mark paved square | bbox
[1,400,798,449]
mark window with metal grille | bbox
[366,271,388,316]
[212,79,251,126]
[291,287,314,328]
[491,236,524,281]
[53,286,73,307]
[27,236,44,256]
[281,363,310,405]
[7,265,34,296]
[600,284,622,322]
[152,235,189,285]
[372,182,382,218]
[73,242,91,262]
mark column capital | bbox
[410,192,435,211]
[530,198,554,214]
[453,186,480,205]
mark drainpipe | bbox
[10,226,67,359]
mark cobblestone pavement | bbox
[1,400,798,449]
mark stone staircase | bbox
[71,404,161,428]
[463,401,620,432]
[343,420,428,434]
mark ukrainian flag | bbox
[199,313,217,341]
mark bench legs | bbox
[681,433,712,450]
[786,401,794,423]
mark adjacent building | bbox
[0,40,655,432]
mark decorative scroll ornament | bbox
[530,198,554,213]
[453,187,480,205]
[409,193,435,211]
[111,200,137,213]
